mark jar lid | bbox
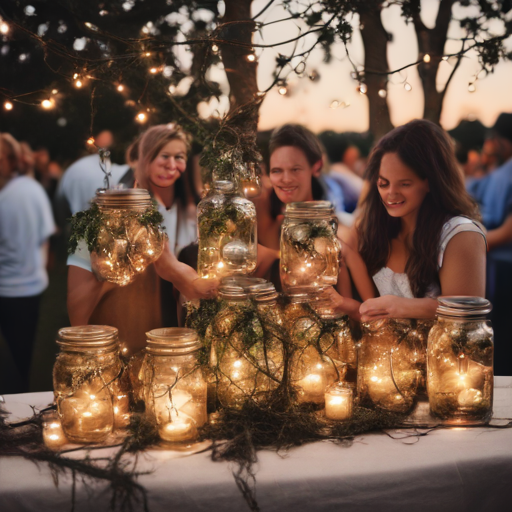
[57,325,119,351]
[437,296,492,318]
[219,276,266,299]
[285,201,334,218]
[146,327,201,355]
[249,282,278,302]
[94,188,153,209]
[212,180,235,193]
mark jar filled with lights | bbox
[427,297,493,425]
[197,179,257,280]
[357,319,432,414]
[280,201,341,296]
[141,328,207,444]
[89,189,166,286]
[53,326,130,444]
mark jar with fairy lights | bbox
[207,278,282,408]
[357,319,433,414]
[280,201,341,296]
[197,179,257,280]
[427,297,493,425]
[141,328,207,444]
[69,189,166,287]
[53,326,131,444]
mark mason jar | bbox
[197,180,257,280]
[427,297,493,425]
[53,326,129,444]
[358,319,432,414]
[91,189,166,286]
[207,279,276,408]
[280,201,341,296]
[141,328,207,444]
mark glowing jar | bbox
[427,297,493,425]
[240,162,262,199]
[197,180,257,280]
[281,201,341,296]
[141,328,207,444]
[53,326,128,444]
[285,294,331,404]
[358,319,432,414]
[324,382,354,421]
[91,189,166,286]
[208,279,280,408]
[42,410,68,450]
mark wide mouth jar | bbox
[57,325,119,354]
[94,188,153,211]
[285,201,335,219]
[436,296,492,320]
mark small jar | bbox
[240,162,262,199]
[358,319,432,413]
[141,328,207,444]
[208,279,276,408]
[91,189,166,286]
[324,382,354,421]
[42,410,68,450]
[427,297,493,425]
[280,201,341,296]
[285,293,330,404]
[53,326,128,444]
[197,180,257,279]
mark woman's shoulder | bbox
[438,215,486,268]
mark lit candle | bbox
[325,383,353,421]
[42,411,68,450]
[158,415,197,443]
[296,370,326,404]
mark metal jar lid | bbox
[436,296,492,318]
[219,276,266,300]
[146,328,200,355]
[285,201,334,219]
[249,282,278,302]
[94,188,153,210]
[57,325,119,351]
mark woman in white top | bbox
[329,119,486,320]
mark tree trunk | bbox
[358,6,394,142]
[411,0,456,124]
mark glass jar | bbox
[208,279,277,408]
[53,326,129,444]
[285,294,332,404]
[197,180,257,279]
[427,297,493,425]
[91,189,166,286]
[141,328,207,444]
[240,162,262,199]
[280,201,341,296]
[42,410,68,450]
[358,319,432,413]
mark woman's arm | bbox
[253,244,280,278]
[340,241,376,301]
[359,295,438,321]
[154,244,219,300]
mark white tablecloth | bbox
[1,377,511,512]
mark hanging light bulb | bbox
[41,99,54,109]
[87,137,95,146]
[246,53,256,62]
[4,101,13,111]
[404,82,412,91]
[73,73,79,79]
[211,44,219,54]
[136,112,147,123]
[0,21,9,35]
[378,88,387,98]
[358,83,368,94]
[52,89,59,95]
[117,84,124,92]
[144,52,151,57]
[278,85,288,96]
[149,67,158,74]
[423,54,431,63]
[75,79,83,88]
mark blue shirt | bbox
[468,158,512,262]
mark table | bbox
[1,377,511,512]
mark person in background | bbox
[327,119,486,323]
[467,113,512,376]
[0,133,56,392]
[253,124,375,313]
[33,146,62,201]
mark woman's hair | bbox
[359,119,480,298]
[0,133,23,175]
[135,123,192,202]
[268,124,324,218]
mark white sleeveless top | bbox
[372,216,486,299]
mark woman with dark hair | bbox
[342,119,486,320]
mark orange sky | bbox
[248,0,512,133]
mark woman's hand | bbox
[318,286,362,321]
[360,295,438,321]
[186,277,219,300]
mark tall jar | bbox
[91,189,166,286]
[280,201,341,296]
[285,294,333,404]
[427,297,493,425]
[197,180,257,280]
[53,326,130,444]
[208,280,276,408]
[358,319,432,413]
[141,328,207,444]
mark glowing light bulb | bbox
[0,22,9,35]
[149,67,158,74]
[136,112,147,123]
[404,82,412,91]
[278,86,288,95]
[358,83,368,94]
[52,89,58,95]
[144,52,151,57]
[378,88,387,98]
[117,84,124,92]
[246,53,256,62]
[4,101,13,111]
[75,79,83,88]
[211,44,219,53]
[87,137,95,146]
[41,99,54,109]
[73,73,79,79]
[423,54,431,63]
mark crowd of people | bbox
[1,112,512,393]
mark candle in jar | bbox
[296,370,326,403]
[324,383,353,421]
[42,411,68,450]
[159,415,197,443]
